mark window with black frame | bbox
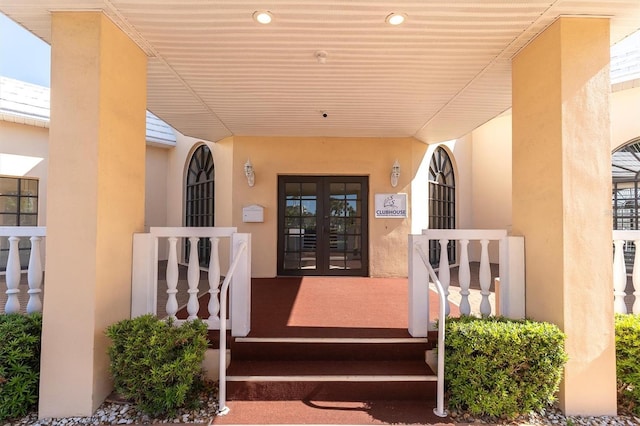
[612,138,640,271]
[185,145,215,266]
[428,147,456,267]
[0,176,38,271]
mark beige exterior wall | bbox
[5,77,640,280]
[145,146,169,229]
[160,132,475,277]
[39,12,147,417]
[0,121,49,225]
[466,85,640,262]
[471,112,512,231]
[453,135,474,231]
[227,136,427,277]
[468,112,513,261]
[612,85,640,150]
[512,17,616,415]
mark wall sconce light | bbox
[391,159,400,188]
[244,159,255,187]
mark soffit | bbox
[1,0,640,143]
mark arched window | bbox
[428,146,456,266]
[185,144,215,265]
[613,138,640,231]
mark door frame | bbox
[277,175,369,276]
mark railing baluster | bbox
[186,237,201,320]
[479,239,492,316]
[633,240,640,314]
[438,239,450,316]
[208,237,221,322]
[5,236,21,314]
[613,239,628,314]
[458,239,471,315]
[26,236,43,313]
[165,237,179,320]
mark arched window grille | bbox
[613,138,640,231]
[612,138,640,273]
[185,144,215,265]
[428,146,456,266]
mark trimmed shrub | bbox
[615,313,640,415]
[106,314,208,417]
[0,313,42,422]
[442,315,567,419]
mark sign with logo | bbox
[374,193,407,218]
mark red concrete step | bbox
[230,337,433,361]
[226,380,437,402]
[222,334,439,401]
[227,359,434,377]
[225,356,437,401]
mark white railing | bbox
[217,239,248,416]
[408,230,525,336]
[412,240,447,418]
[131,227,251,336]
[613,230,640,314]
[0,226,46,314]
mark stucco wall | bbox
[468,112,513,261]
[229,136,427,277]
[6,83,640,281]
[40,11,148,417]
[0,120,49,225]
[145,146,168,230]
[612,85,640,150]
[469,85,640,242]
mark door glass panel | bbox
[345,235,362,269]
[328,181,362,271]
[279,176,367,276]
[283,182,317,271]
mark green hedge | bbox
[0,313,42,422]
[106,314,208,417]
[442,316,567,419]
[615,313,640,415]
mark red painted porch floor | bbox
[248,276,456,337]
[207,276,458,425]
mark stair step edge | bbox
[226,374,438,382]
[234,337,429,344]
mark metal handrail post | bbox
[415,242,448,418]
[216,240,248,416]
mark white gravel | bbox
[450,405,640,425]
[7,391,219,425]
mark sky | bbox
[0,12,50,87]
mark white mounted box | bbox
[242,204,264,223]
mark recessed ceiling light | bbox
[253,11,273,24]
[385,13,406,25]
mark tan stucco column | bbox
[39,12,147,418]
[512,18,615,415]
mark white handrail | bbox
[414,242,448,418]
[217,240,249,416]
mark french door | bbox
[277,176,369,276]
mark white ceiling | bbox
[1,0,640,144]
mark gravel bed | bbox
[449,406,640,425]
[7,388,219,426]
[7,396,640,425]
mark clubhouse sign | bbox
[374,193,407,218]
